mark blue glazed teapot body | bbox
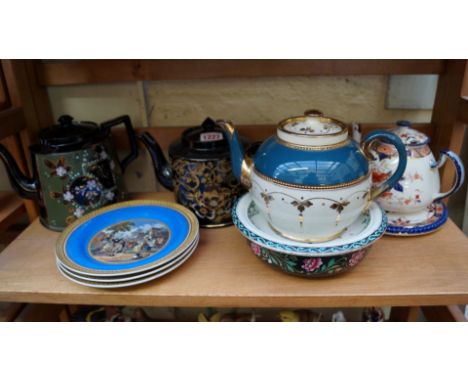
[219,110,407,243]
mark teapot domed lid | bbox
[393,120,430,146]
[39,115,103,151]
[169,117,230,159]
[277,110,348,147]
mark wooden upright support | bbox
[0,60,54,222]
[431,60,468,193]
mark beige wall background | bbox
[2,74,468,232]
[46,76,433,127]
[0,75,433,194]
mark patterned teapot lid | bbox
[277,110,348,147]
[393,120,430,146]
[169,117,230,160]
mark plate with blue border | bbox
[57,235,199,283]
[385,201,448,236]
[56,237,199,288]
[55,200,199,277]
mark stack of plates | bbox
[55,200,199,288]
[232,193,387,277]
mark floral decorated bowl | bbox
[248,240,370,278]
[233,193,387,278]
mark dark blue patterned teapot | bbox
[140,118,255,228]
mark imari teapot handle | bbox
[432,149,465,202]
[361,130,408,200]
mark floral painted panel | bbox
[88,219,170,264]
[171,158,241,226]
[249,241,369,277]
[37,141,126,230]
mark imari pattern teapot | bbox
[219,110,408,243]
[371,120,464,227]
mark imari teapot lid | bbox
[392,120,430,146]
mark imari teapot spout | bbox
[218,110,408,243]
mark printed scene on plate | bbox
[88,219,170,263]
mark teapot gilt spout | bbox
[219,110,408,243]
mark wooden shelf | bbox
[36,59,446,86]
[0,192,468,308]
[0,192,26,231]
[0,107,25,141]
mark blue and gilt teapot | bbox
[219,110,408,243]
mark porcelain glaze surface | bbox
[251,170,372,240]
[232,193,387,256]
[37,141,126,231]
[57,241,197,288]
[55,200,199,276]
[249,241,371,278]
[386,201,447,236]
[372,125,464,225]
[253,137,369,185]
[171,157,241,226]
[221,111,406,242]
[57,236,199,284]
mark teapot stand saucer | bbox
[385,201,448,236]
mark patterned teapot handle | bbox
[361,130,407,200]
[432,149,465,201]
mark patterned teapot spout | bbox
[219,110,408,243]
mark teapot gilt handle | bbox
[432,149,465,201]
[361,130,407,200]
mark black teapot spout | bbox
[0,143,38,199]
[139,132,174,191]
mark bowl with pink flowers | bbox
[232,193,387,278]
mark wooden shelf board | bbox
[0,192,468,308]
[37,60,446,86]
[0,107,25,141]
[0,192,26,231]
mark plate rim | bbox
[57,235,199,281]
[57,239,197,289]
[55,200,199,276]
[385,201,447,236]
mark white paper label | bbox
[200,132,223,142]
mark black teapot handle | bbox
[100,115,138,172]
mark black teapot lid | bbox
[169,118,230,159]
[38,115,103,151]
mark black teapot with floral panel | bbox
[0,115,138,231]
[140,118,255,227]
